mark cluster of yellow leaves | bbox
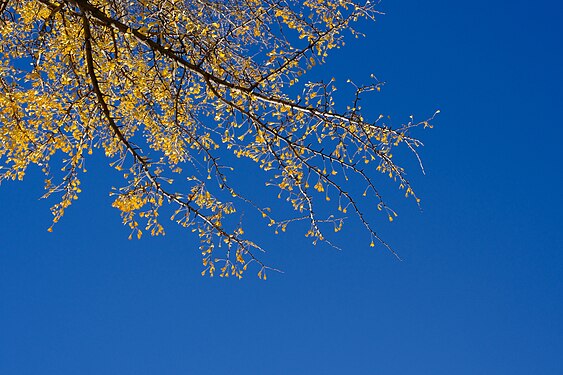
[0,0,435,277]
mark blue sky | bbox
[1,0,562,374]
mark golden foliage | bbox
[0,0,436,278]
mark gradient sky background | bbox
[1,0,562,374]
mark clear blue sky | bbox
[1,0,562,374]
